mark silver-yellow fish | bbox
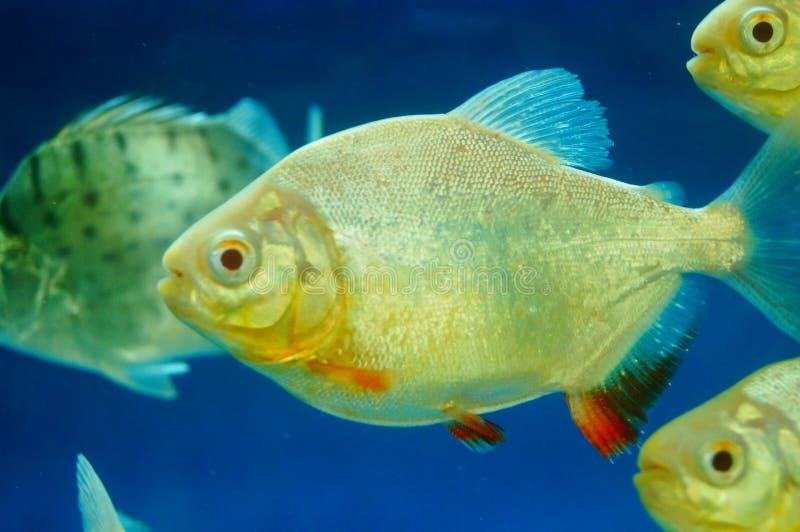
[159,69,800,456]
[635,357,800,531]
[0,96,289,398]
[688,0,800,132]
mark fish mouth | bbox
[634,462,695,531]
[686,50,715,79]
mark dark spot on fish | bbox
[28,154,44,203]
[0,196,22,236]
[183,211,195,224]
[43,210,58,228]
[55,245,71,257]
[129,210,142,224]
[126,241,140,251]
[172,173,184,185]
[71,141,87,175]
[83,190,98,207]
[236,157,249,170]
[199,128,218,161]
[218,179,231,193]
[114,132,127,152]
[125,161,137,178]
[166,128,177,151]
[82,226,97,239]
[101,251,121,263]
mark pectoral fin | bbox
[443,404,505,453]
[305,360,392,392]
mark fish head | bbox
[635,390,783,530]
[688,0,800,132]
[158,178,344,365]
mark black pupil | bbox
[712,450,733,472]
[752,21,774,43]
[220,248,244,271]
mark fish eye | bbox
[700,440,745,485]
[739,7,786,55]
[206,230,258,285]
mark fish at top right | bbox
[688,0,800,132]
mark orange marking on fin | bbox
[306,360,392,392]
[443,407,505,453]
[566,390,638,459]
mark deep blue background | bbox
[0,1,793,530]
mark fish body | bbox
[0,96,289,398]
[688,0,800,132]
[635,358,800,531]
[77,454,149,532]
[160,70,800,456]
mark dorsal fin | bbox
[56,95,207,138]
[449,69,613,172]
[566,279,704,459]
[220,98,290,166]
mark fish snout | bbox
[159,241,193,303]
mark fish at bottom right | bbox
[634,357,800,531]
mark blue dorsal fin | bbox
[565,278,705,459]
[449,69,613,172]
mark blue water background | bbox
[0,1,791,530]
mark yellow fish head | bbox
[635,392,783,530]
[688,0,800,132]
[159,180,343,364]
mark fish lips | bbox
[634,464,698,531]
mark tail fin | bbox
[714,106,800,341]
[76,454,135,532]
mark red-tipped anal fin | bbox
[305,360,392,392]
[566,390,639,459]
[443,405,505,453]
[566,280,702,459]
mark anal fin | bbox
[566,279,703,459]
[443,404,505,453]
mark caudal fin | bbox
[714,106,800,341]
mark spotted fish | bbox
[0,95,289,398]
[159,69,800,456]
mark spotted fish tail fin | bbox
[107,359,189,400]
[713,105,800,342]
